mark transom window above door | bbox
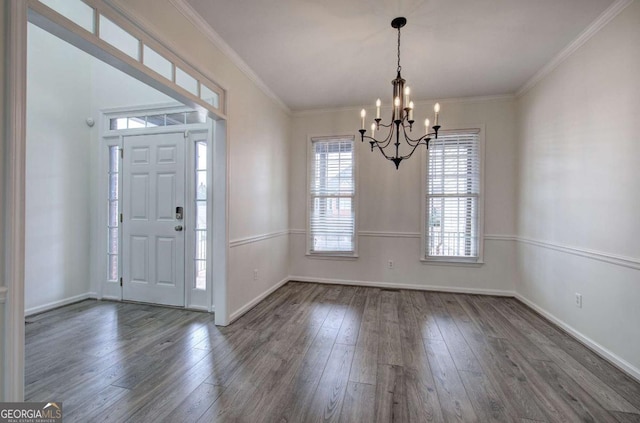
[109,110,207,130]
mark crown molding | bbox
[292,94,515,117]
[168,0,291,115]
[516,0,633,98]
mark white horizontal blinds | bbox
[426,132,480,258]
[310,137,355,253]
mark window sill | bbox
[420,257,484,267]
[306,253,359,261]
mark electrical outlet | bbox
[388,260,394,269]
[575,293,582,308]
[253,269,258,281]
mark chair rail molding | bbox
[517,236,640,271]
[229,230,289,248]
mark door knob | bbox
[174,225,183,231]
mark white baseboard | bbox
[99,295,121,301]
[186,304,210,312]
[289,276,515,297]
[25,293,93,316]
[228,276,290,324]
[290,276,640,382]
[515,293,640,383]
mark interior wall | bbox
[290,97,518,293]
[516,1,640,376]
[112,0,291,319]
[25,23,93,313]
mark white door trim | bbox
[4,0,28,403]
[98,106,213,311]
[4,0,230,401]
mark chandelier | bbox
[359,17,441,169]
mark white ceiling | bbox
[186,0,614,111]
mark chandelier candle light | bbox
[359,17,441,169]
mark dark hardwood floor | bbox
[25,282,640,422]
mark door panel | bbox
[130,174,149,219]
[156,237,176,285]
[156,173,176,220]
[123,132,185,306]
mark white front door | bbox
[122,132,186,306]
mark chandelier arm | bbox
[400,119,440,145]
[366,123,396,149]
[376,143,397,161]
[361,133,392,146]
[377,137,395,149]
[400,122,419,145]
[361,133,395,151]
[399,138,428,161]
[402,117,432,146]
[362,131,396,161]
[400,122,428,146]
[405,137,422,147]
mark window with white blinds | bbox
[425,131,481,259]
[309,137,355,254]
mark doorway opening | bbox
[100,104,213,310]
[4,0,230,402]
[25,20,220,313]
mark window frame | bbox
[102,137,122,289]
[421,126,485,265]
[106,144,121,283]
[306,135,358,258]
[191,137,208,292]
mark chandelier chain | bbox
[397,26,402,74]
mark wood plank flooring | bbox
[25,282,640,422]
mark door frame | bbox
[4,0,230,401]
[98,103,214,311]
